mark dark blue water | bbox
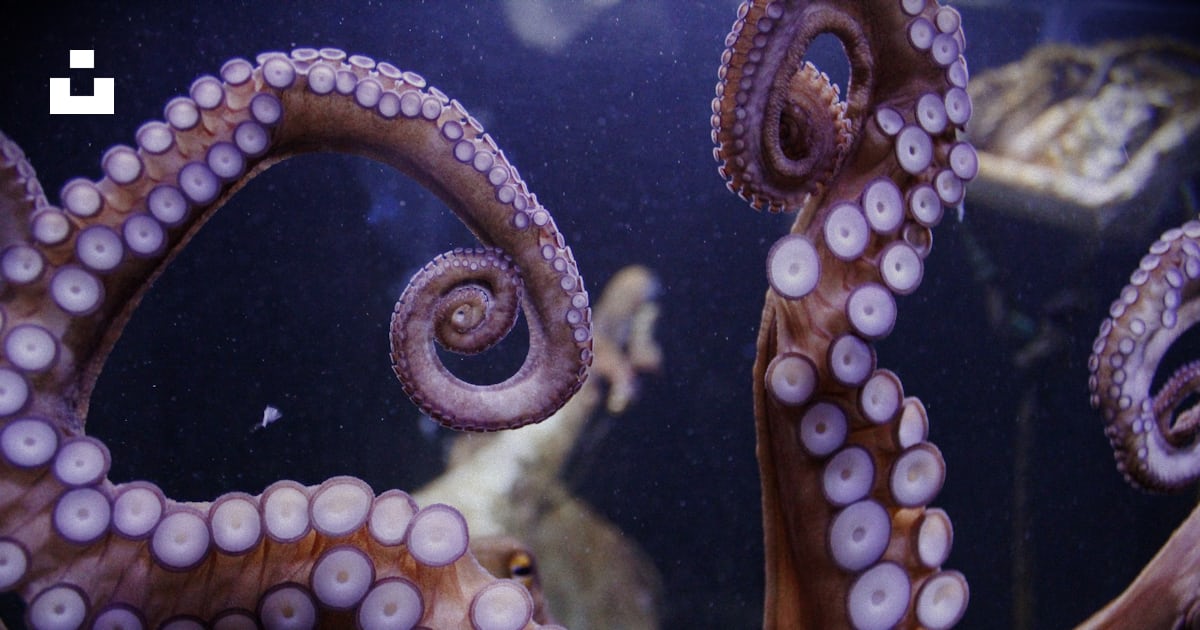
[2,1,1199,628]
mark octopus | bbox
[712,0,976,627]
[1084,218,1200,628]
[967,38,1200,240]
[0,48,592,628]
[415,265,665,629]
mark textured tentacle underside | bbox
[1090,220,1200,493]
[0,47,590,628]
[1085,219,1200,629]
[714,1,976,627]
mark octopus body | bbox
[0,48,590,628]
[713,1,975,628]
[1089,220,1200,493]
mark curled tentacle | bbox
[1089,219,1200,492]
[714,3,862,215]
[391,246,580,430]
[716,52,850,213]
[426,253,521,356]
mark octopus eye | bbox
[508,551,535,578]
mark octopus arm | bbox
[0,48,587,628]
[716,1,976,627]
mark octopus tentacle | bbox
[1089,219,1200,492]
[391,246,578,431]
[715,1,974,628]
[1,47,585,627]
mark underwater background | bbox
[2,0,1200,627]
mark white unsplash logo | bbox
[49,50,114,115]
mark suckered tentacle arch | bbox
[0,47,586,628]
[714,1,976,628]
